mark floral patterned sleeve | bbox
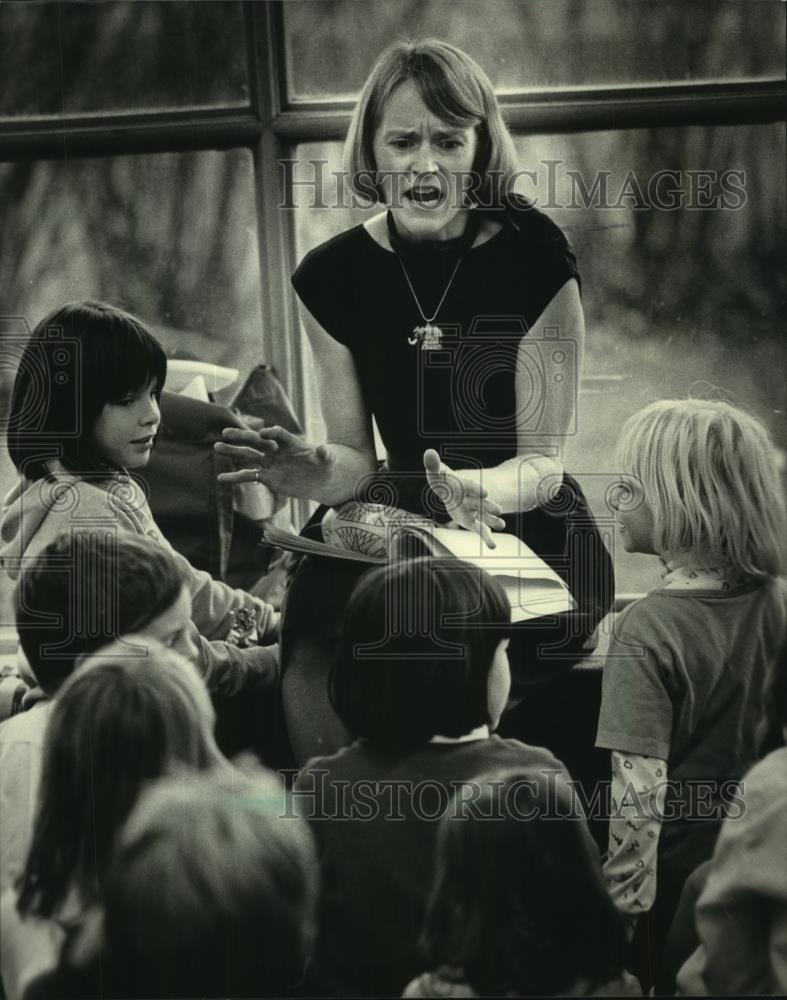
[604,750,668,927]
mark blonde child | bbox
[597,398,786,987]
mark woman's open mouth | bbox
[131,435,155,446]
[405,185,443,208]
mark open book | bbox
[263,524,574,623]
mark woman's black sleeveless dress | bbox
[282,203,614,766]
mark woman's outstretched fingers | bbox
[220,426,280,451]
[477,520,496,549]
[255,425,302,447]
[214,442,274,464]
[482,501,506,530]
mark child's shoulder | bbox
[621,577,786,628]
[486,734,566,772]
[740,746,787,804]
[611,591,672,638]
[295,740,364,780]
[295,737,562,776]
[613,586,718,633]
[0,698,53,746]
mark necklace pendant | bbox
[411,323,443,350]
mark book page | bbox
[395,525,567,585]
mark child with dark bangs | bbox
[1,300,279,700]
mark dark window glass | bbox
[0,1,249,118]
[283,0,785,101]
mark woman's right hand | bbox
[214,424,335,500]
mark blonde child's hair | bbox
[616,398,785,579]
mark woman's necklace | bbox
[399,257,461,349]
[386,211,480,350]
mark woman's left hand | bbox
[423,449,506,548]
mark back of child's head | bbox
[329,556,510,750]
[97,768,317,998]
[16,640,222,919]
[616,397,785,578]
[15,531,184,694]
[7,299,166,479]
[422,769,627,996]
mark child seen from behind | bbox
[295,556,587,997]
[0,640,227,1000]
[405,769,638,998]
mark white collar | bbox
[430,724,490,744]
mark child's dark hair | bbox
[16,642,222,920]
[421,769,627,996]
[7,300,166,479]
[15,532,184,694]
[329,557,510,749]
[97,769,317,998]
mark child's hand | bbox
[423,449,506,549]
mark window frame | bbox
[0,0,784,531]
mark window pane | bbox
[0,148,265,507]
[290,122,785,595]
[0,1,248,118]
[284,0,785,101]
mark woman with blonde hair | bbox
[0,640,227,1000]
[217,38,613,764]
[598,397,786,989]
